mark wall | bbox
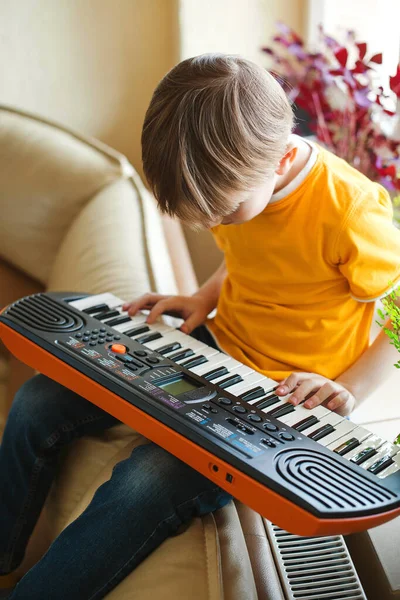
[0,0,306,285]
[0,0,179,173]
[179,0,307,283]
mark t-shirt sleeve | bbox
[336,185,400,301]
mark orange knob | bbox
[111,344,127,354]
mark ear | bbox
[275,147,298,175]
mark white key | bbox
[247,386,280,407]
[259,397,291,414]
[278,404,330,426]
[316,419,358,447]
[304,412,343,438]
[189,353,232,376]
[234,376,276,400]
[146,323,175,335]
[70,293,124,311]
[144,330,184,350]
[228,372,267,396]
[326,425,372,452]
[342,435,385,462]
[359,442,399,470]
[377,461,400,479]
[195,355,236,378]
[112,314,153,333]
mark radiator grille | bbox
[265,522,366,600]
[5,294,84,333]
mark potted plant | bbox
[264,24,400,442]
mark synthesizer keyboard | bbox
[1,291,400,536]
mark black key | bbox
[155,342,182,355]
[218,374,243,389]
[136,332,163,344]
[333,437,360,456]
[168,349,195,362]
[267,403,296,419]
[254,394,280,411]
[368,455,394,475]
[292,415,319,432]
[203,366,229,381]
[97,310,120,320]
[351,446,377,465]
[103,315,132,327]
[308,423,335,441]
[180,355,208,369]
[124,325,150,337]
[239,386,265,402]
[83,303,109,315]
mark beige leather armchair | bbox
[0,106,287,599]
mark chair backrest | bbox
[0,105,132,286]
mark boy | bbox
[1,54,399,599]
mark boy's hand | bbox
[275,372,356,416]
[122,293,213,334]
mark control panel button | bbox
[279,432,295,441]
[146,356,159,364]
[263,422,278,432]
[202,403,211,410]
[261,438,276,448]
[111,344,127,354]
[134,350,147,357]
[218,397,232,406]
[232,405,247,414]
[248,414,262,423]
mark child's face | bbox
[214,175,277,227]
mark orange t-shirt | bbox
[207,145,400,381]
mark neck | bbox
[273,135,312,194]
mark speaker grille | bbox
[275,448,396,512]
[5,294,84,332]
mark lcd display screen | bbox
[157,375,202,396]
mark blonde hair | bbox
[141,53,293,228]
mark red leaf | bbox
[352,60,367,74]
[356,42,367,60]
[370,53,383,64]
[329,68,344,76]
[334,47,348,67]
[390,65,400,97]
[377,164,397,178]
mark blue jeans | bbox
[0,327,231,599]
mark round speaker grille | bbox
[275,447,396,512]
[6,294,84,332]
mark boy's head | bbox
[142,53,294,228]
